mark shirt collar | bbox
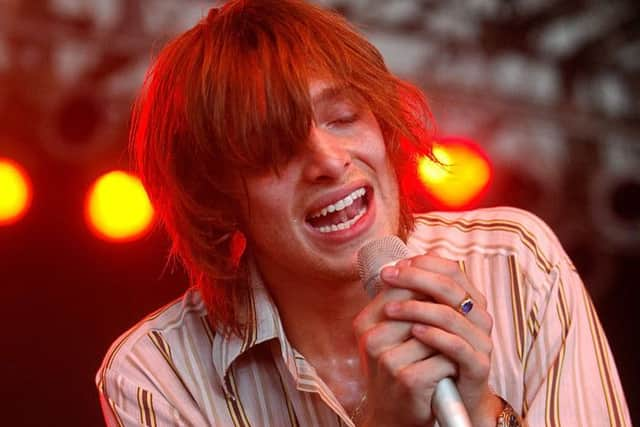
[211,260,299,395]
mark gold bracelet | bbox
[350,393,367,424]
[497,397,525,427]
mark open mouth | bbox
[306,187,370,233]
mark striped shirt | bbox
[96,207,631,426]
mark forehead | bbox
[309,80,366,108]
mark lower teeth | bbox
[316,209,366,233]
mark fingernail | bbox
[380,266,399,280]
[413,324,428,334]
[385,302,400,314]
[395,259,412,268]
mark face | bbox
[240,80,401,288]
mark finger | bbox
[411,324,492,386]
[385,300,492,354]
[384,266,463,306]
[395,353,458,400]
[353,285,423,337]
[359,319,414,359]
[377,337,437,378]
[381,266,492,333]
[395,254,487,308]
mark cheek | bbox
[379,156,402,229]
[358,116,389,168]
[243,178,294,235]
[244,173,284,210]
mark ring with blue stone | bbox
[457,293,474,315]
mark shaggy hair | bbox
[131,0,433,338]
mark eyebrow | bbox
[310,85,358,107]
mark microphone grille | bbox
[357,235,409,298]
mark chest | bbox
[220,347,359,427]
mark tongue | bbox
[308,198,364,228]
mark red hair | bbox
[131,0,433,337]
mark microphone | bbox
[357,236,472,427]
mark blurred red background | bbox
[1,0,638,425]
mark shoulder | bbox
[409,206,572,273]
[96,288,209,392]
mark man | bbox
[96,1,631,426]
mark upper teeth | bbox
[310,187,366,218]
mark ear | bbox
[230,229,247,269]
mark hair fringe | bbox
[131,0,434,338]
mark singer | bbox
[96,1,630,426]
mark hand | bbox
[352,272,457,426]
[381,254,503,427]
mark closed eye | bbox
[328,114,359,127]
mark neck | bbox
[256,260,370,413]
[269,274,368,359]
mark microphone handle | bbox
[432,377,472,427]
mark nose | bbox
[302,126,352,182]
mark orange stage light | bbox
[86,170,155,242]
[416,137,492,210]
[0,158,33,226]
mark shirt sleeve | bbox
[516,230,631,426]
[98,370,190,427]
